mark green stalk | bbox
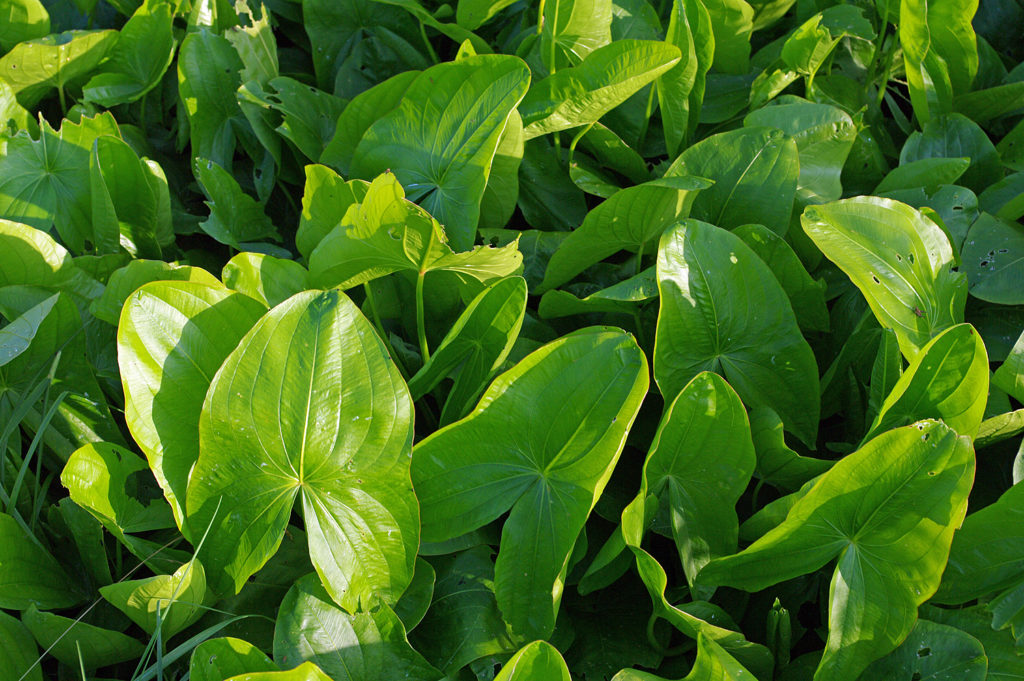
[363,283,410,380]
[416,270,430,362]
[567,122,593,167]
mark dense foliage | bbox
[1,0,1023,679]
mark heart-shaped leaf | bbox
[0,30,117,107]
[698,420,975,681]
[655,219,820,446]
[186,291,418,611]
[413,327,648,640]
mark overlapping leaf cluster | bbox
[1,0,1024,679]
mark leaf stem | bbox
[416,271,430,362]
[419,21,439,63]
[567,122,593,167]
[635,84,657,152]
[645,613,689,656]
[536,0,546,34]
[363,283,410,380]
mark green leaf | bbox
[541,0,612,71]
[900,0,978,123]
[922,604,1024,681]
[539,176,711,292]
[82,1,177,106]
[90,259,220,325]
[222,252,308,309]
[631,372,756,591]
[801,196,967,359]
[308,172,522,290]
[664,127,799,235]
[980,172,1024,222]
[520,40,681,139]
[900,114,1002,194]
[749,407,831,491]
[302,0,429,96]
[178,30,246,171]
[994,328,1024,404]
[407,276,528,425]
[118,281,267,529]
[194,158,279,247]
[936,480,1024,604]
[0,0,49,52]
[413,327,649,639]
[412,547,516,674]
[961,213,1024,305]
[495,641,572,681]
[456,0,519,30]
[873,158,971,194]
[90,135,172,258]
[0,611,40,681]
[655,219,820,446]
[0,30,117,107]
[538,267,658,319]
[0,512,84,610]
[621,522,774,678]
[226,663,333,681]
[480,110,525,230]
[22,604,144,669]
[611,633,754,680]
[0,293,59,368]
[733,224,828,333]
[319,71,419,178]
[865,324,988,441]
[659,0,713,155]
[743,99,857,202]
[857,619,986,681]
[190,637,279,681]
[186,291,418,610]
[225,2,278,86]
[393,557,434,632]
[240,77,348,162]
[0,113,121,252]
[698,421,974,681]
[295,165,369,261]
[351,55,531,250]
[272,573,441,680]
[703,0,753,74]
[100,558,207,638]
[60,442,175,540]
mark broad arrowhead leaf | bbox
[611,632,754,680]
[538,267,658,319]
[178,30,246,171]
[90,259,220,325]
[238,77,348,162]
[190,637,279,681]
[22,605,144,669]
[961,213,1024,305]
[0,611,40,681]
[186,291,418,611]
[222,252,307,309]
[0,113,121,252]
[655,219,820,446]
[225,2,278,86]
[60,442,174,540]
[413,327,648,640]
[407,276,528,425]
[936,480,1024,604]
[874,158,971,194]
[749,407,831,491]
[858,619,986,681]
[994,328,1024,404]
[295,165,369,260]
[664,126,799,234]
[82,1,177,106]
[733,223,828,333]
[698,420,975,681]
[703,0,753,73]
[0,512,85,610]
[627,372,755,592]
[865,324,988,441]
[100,558,207,638]
[194,158,279,247]
[308,172,522,290]
[0,293,60,369]
[412,547,516,674]
[393,557,434,631]
[495,641,571,681]
[0,0,49,52]
[801,196,967,359]
[540,0,612,71]
[119,281,266,530]
[272,573,441,680]
[901,114,1002,194]
[520,40,681,139]
[226,663,332,681]
[743,99,857,203]
[351,55,531,250]
[659,0,713,156]
[539,176,711,292]
[0,30,117,107]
